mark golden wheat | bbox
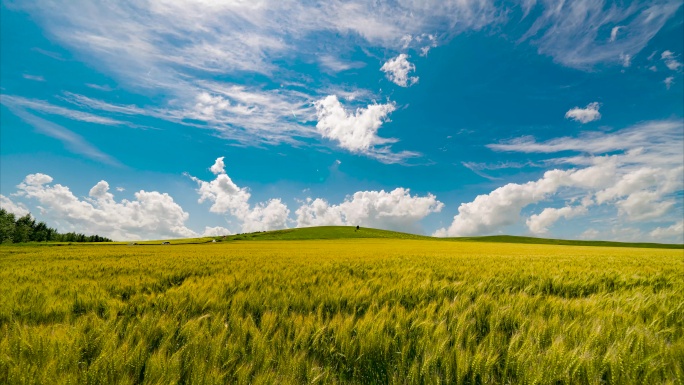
[0,240,682,384]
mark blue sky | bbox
[1,0,683,242]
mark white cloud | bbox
[314,95,418,163]
[434,161,615,237]
[189,157,290,232]
[188,172,251,216]
[593,166,682,221]
[619,53,631,68]
[584,224,683,244]
[14,174,196,241]
[23,74,45,82]
[664,76,674,89]
[3,107,120,166]
[417,34,437,57]
[319,55,365,72]
[314,95,394,152]
[63,88,317,147]
[202,226,232,237]
[437,120,684,239]
[115,187,125,192]
[19,0,672,76]
[0,95,126,126]
[520,1,680,69]
[241,199,290,232]
[564,102,601,124]
[609,26,623,42]
[209,156,226,175]
[526,203,589,235]
[579,228,600,240]
[8,0,497,159]
[614,190,674,221]
[0,195,29,216]
[296,188,443,232]
[7,0,679,165]
[380,54,418,87]
[488,120,681,157]
[661,50,682,71]
[86,83,114,91]
[649,220,683,241]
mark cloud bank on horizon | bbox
[1,0,682,243]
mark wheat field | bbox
[1,239,682,384]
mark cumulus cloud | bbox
[0,194,29,216]
[661,50,682,71]
[188,158,290,232]
[564,102,601,123]
[313,95,418,163]
[380,54,418,87]
[650,220,683,241]
[594,166,682,221]
[436,120,684,239]
[202,226,232,237]
[210,156,226,175]
[434,160,616,237]
[242,199,290,232]
[14,174,196,240]
[664,76,674,89]
[296,188,443,232]
[526,203,589,235]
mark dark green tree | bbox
[13,214,35,243]
[0,209,16,243]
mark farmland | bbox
[1,231,683,384]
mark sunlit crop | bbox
[1,239,682,384]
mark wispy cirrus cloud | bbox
[59,87,317,147]
[22,74,45,82]
[520,0,681,69]
[5,106,121,166]
[0,94,126,126]
[461,160,544,180]
[488,120,682,157]
[318,55,366,73]
[7,0,681,164]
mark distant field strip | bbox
[1,240,683,384]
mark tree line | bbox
[0,209,112,243]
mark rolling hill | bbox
[220,226,683,249]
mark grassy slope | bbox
[224,226,429,241]
[7,226,680,249]
[223,226,684,249]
